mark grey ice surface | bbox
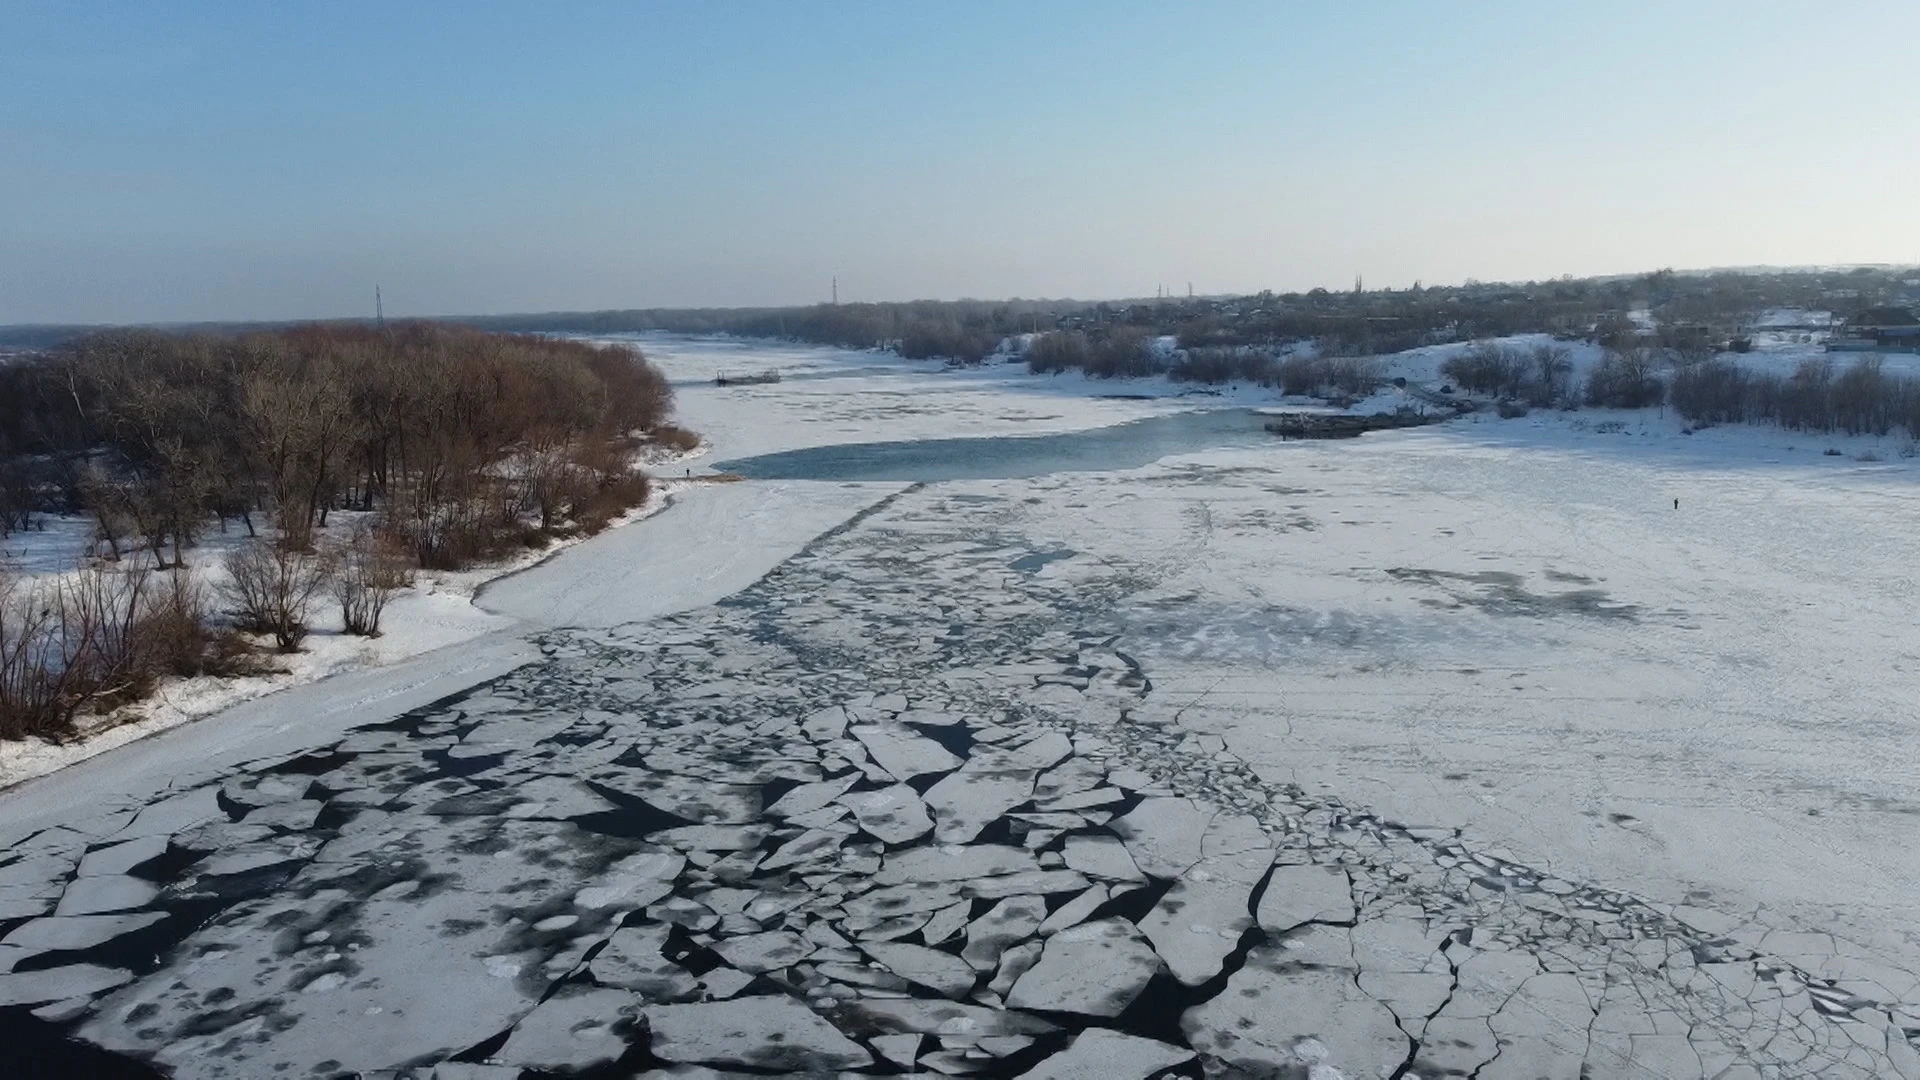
[0,482,1916,1078]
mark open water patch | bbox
[713,409,1275,481]
[1010,549,1076,574]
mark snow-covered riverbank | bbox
[0,487,676,789]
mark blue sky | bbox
[3,1,1916,323]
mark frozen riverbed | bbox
[713,409,1277,482]
[1,335,1917,1077]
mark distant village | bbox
[4,265,1918,362]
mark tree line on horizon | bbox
[5,265,1908,362]
[437,265,1912,363]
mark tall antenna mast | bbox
[831,276,838,305]
[375,285,384,328]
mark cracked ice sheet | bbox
[82,815,645,1077]
[1050,435,1920,988]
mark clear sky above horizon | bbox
[3,1,1917,325]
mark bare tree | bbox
[1527,345,1574,407]
[78,462,134,562]
[242,359,355,551]
[0,459,36,537]
[223,541,331,651]
[1586,346,1665,408]
[332,524,413,637]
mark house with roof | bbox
[1827,306,1920,352]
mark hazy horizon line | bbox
[5,261,1915,334]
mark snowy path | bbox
[1,336,1917,1076]
[476,480,905,629]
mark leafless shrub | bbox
[1439,343,1573,406]
[576,473,653,537]
[1585,347,1665,408]
[1526,346,1576,407]
[1442,344,1528,397]
[897,321,998,363]
[650,425,700,452]
[0,566,161,740]
[1026,331,1091,374]
[387,485,513,571]
[0,572,70,739]
[1272,355,1384,397]
[1271,355,1311,395]
[1082,329,1160,378]
[1170,347,1275,384]
[1323,356,1384,395]
[1669,361,1754,424]
[332,525,414,637]
[136,570,209,678]
[223,540,332,651]
[517,444,596,531]
[52,566,153,713]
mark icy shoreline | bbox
[0,482,681,791]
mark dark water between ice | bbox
[713,408,1278,482]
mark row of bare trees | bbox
[1029,331,1390,396]
[439,267,1914,362]
[1026,329,1164,377]
[0,567,240,741]
[2,323,677,570]
[1671,356,1920,436]
[1442,343,1920,429]
[0,527,418,741]
[1442,344,1575,405]
[222,525,413,649]
[1441,343,1664,409]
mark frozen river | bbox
[715,408,1277,481]
[1,335,1917,1077]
